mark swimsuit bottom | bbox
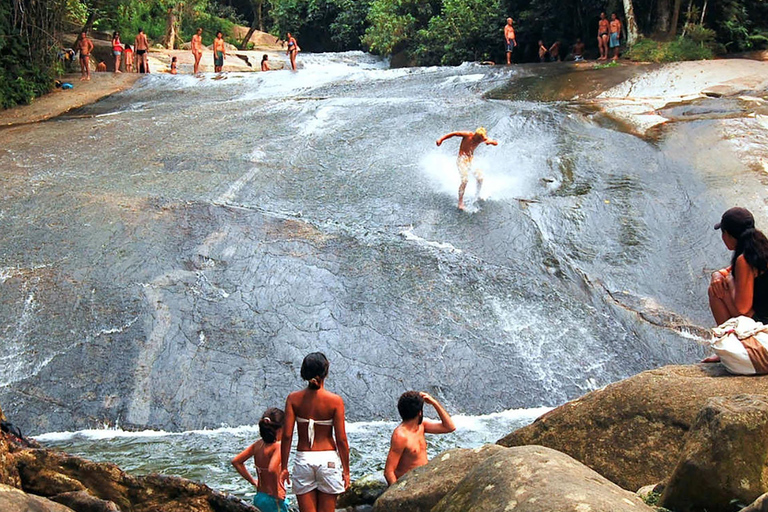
[113,50,122,56]
[214,51,224,67]
[457,155,483,183]
[136,49,147,55]
[506,41,515,52]
[292,451,345,496]
[599,32,609,37]
[252,492,289,512]
[609,33,620,47]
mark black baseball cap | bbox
[714,207,755,237]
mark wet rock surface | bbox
[373,444,505,512]
[499,364,768,491]
[660,394,768,512]
[1,55,744,434]
[431,445,653,512]
[337,473,387,509]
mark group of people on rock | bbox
[503,11,623,65]
[231,352,455,512]
[73,28,300,80]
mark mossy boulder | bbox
[660,394,768,512]
[373,444,506,512]
[338,473,387,508]
[431,445,654,512]
[499,364,768,491]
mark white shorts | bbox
[292,450,344,496]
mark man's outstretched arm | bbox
[422,392,456,434]
[436,132,470,146]
[485,138,499,146]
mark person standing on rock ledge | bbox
[705,207,768,362]
[281,352,350,512]
[232,408,290,512]
[383,391,455,485]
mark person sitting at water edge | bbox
[504,18,516,65]
[261,54,270,71]
[232,408,290,512]
[572,38,586,61]
[170,56,178,74]
[281,352,350,512]
[436,127,498,210]
[384,391,455,485]
[192,28,204,74]
[213,31,226,73]
[705,207,768,362]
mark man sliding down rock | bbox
[384,392,455,485]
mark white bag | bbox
[710,316,768,375]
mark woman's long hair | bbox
[258,407,285,444]
[731,227,768,277]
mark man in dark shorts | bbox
[597,12,609,60]
[76,32,94,81]
[213,31,226,72]
[134,28,149,73]
[504,18,516,65]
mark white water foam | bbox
[35,406,550,442]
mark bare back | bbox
[252,440,285,499]
[135,33,148,51]
[458,134,484,158]
[286,388,343,452]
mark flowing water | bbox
[0,50,743,501]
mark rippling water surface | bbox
[2,52,730,444]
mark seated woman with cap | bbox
[705,207,768,361]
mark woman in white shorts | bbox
[281,352,350,512]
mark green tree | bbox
[362,0,440,55]
[416,0,503,65]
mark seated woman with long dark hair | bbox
[706,207,768,361]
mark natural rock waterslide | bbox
[2,54,765,438]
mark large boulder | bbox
[432,445,654,512]
[373,444,506,512]
[2,432,255,512]
[499,364,768,491]
[659,394,768,512]
[0,483,75,512]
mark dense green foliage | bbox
[1,0,66,108]
[269,0,372,51]
[627,35,715,61]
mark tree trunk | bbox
[240,22,258,49]
[668,0,683,36]
[163,5,178,49]
[654,0,671,34]
[257,0,263,32]
[73,9,96,49]
[622,0,640,44]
